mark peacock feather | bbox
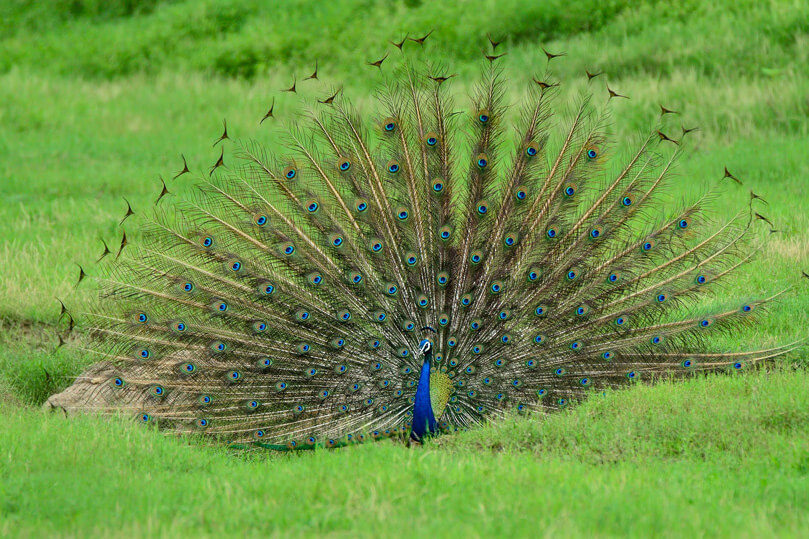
[52,37,800,449]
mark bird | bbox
[52,42,800,450]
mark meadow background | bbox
[1,0,808,536]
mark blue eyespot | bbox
[372,242,382,252]
[231,261,241,271]
[733,362,743,370]
[440,229,451,239]
[473,345,482,354]
[679,219,689,229]
[137,313,148,323]
[504,235,515,246]
[567,270,577,280]
[357,202,367,212]
[742,304,752,312]
[657,294,666,302]
[398,210,408,220]
[389,163,400,173]
[696,275,707,284]
[587,149,597,159]
[255,215,267,226]
[262,284,275,295]
[407,256,417,265]
[682,359,693,368]
[616,316,625,325]
[477,202,488,214]
[534,334,545,344]
[651,336,662,344]
[183,282,193,292]
[570,341,582,350]
[433,181,443,192]
[526,145,538,156]
[285,167,297,179]
[384,122,395,131]
[202,236,213,247]
[285,245,295,254]
[565,186,575,196]
[627,371,637,379]
[139,349,150,359]
[642,242,652,251]
[537,389,547,397]
[479,113,489,123]
[307,202,318,212]
[535,306,546,316]
[339,160,351,171]
[608,273,619,282]
[622,196,633,207]
[547,228,557,238]
[387,284,397,295]
[477,157,488,168]
[516,189,527,200]
[199,395,212,404]
[555,368,565,376]
[427,137,437,146]
[590,228,600,238]
[113,377,124,387]
[602,351,613,360]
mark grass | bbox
[1,368,808,537]
[1,0,808,535]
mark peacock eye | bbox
[587,149,598,159]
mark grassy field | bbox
[1,0,808,536]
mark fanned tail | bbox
[58,42,800,447]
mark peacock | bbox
[50,35,800,449]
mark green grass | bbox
[1,0,808,535]
[2,368,808,537]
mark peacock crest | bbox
[53,35,799,449]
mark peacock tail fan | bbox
[53,38,801,450]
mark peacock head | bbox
[419,326,436,358]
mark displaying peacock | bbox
[51,35,800,449]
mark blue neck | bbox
[411,353,437,441]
